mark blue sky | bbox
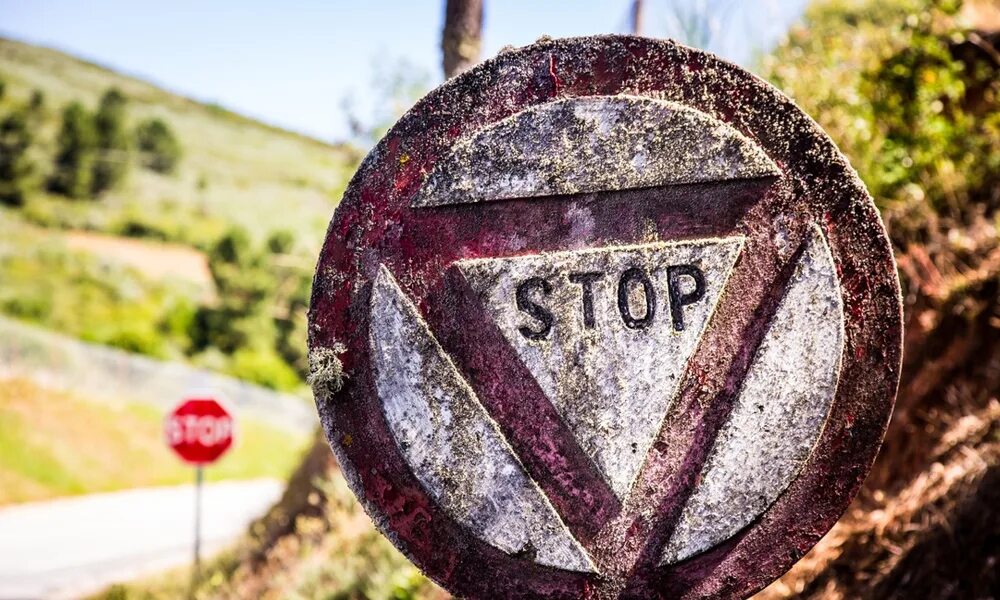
[1,1,809,142]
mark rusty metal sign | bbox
[308,36,902,599]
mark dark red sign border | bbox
[309,35,902,599]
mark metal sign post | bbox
[164,395,235,597]
[308,35,902,599]
[192,465,203,596]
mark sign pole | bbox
[191,464,203,599]
[164,394,234,599]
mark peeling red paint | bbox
[549,54,564,97]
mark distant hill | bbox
[0,37,363,390]
[0,36,358,251]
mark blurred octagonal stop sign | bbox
[165,397,235,465]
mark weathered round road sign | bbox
[309,36,902,599]
[165,396,235,466]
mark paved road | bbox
[0,479,283,600]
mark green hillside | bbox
[0,37,361,390]
[0,36,357,250]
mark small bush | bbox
[266,229,295,254]
[135,118,181,174]
[0,110,35,207]
[228,347,301,391]
[47,102,97,199]
[91,88,130,195]
[28,89,44,113]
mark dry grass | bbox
[757,402,999,599]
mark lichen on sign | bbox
[413,96,780,207]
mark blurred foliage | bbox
[47,101,97,199]
[342,57,430,146]
[0,38,361,394]
[189,226,311,390]
[0,109,34,206]
[37,87,180,199]
[3,35,352,249]
[761,0,1000,247]
[0,37,353,391]
[0,218,197,359]
[28,88,44,112]
[0,212,310,391]
[92,88,130,195]
[135,117,182,174]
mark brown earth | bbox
[65,231,213,290]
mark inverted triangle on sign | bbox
[457,237,744,500]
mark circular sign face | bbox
[309,36,902,599]
[165,397,235,466]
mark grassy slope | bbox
[0,41,327,505]
[0,36,357,251]
[0,378,310,505]
[0,214,204,360]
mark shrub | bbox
[91,88,130,195]
[761,0,998,225]
[47,102,97,199]
[0,110,35,207]
[266,229,295,254]
[228,347,301,391]
[135,118,181,174]
[28,89,44,113]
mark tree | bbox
[135,117,181,174]
[341,58,430,145]
[91,88,130,195]
[0,110,35,207]
[441,0,483,78]
[631,0,645,35]
[47,102,96,199]
[187,226,307,390]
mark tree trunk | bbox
[631,0,644,36]
[441,0,483,79]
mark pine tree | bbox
[47,102,97,199]
[91,88,129,195]
[0,110,35,207]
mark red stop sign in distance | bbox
[165,397,235,465]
